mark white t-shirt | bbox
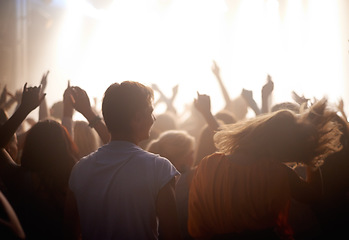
[69,141,179,240]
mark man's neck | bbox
[110,134,139,145]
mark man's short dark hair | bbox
[102,81,154,135]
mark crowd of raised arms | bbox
[0,61,348,240]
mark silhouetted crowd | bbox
[0,62,348,240]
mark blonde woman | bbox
[147,130,195,240]
[188,99,342,240]
[73,121,99,159]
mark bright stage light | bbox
[54,0,346,118]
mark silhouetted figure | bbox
[0,83,80,240]
[188,99,342,240]
[69,81,182,240]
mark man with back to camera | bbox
[69,81,181,240]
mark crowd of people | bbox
[0,61,348,240]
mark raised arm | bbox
[38,70,50,121]
[292,91,310,109]
[261,75,274,114]
[241,88,261,116]
[0,83,45,149]
[337,98,347,122]
[70,86,110,144]
[211,60,231,107]
[151,83,178,115]
[194,92,219,131]
[0,83,45,173]
[0,86,21,112]
[62,81,74,137]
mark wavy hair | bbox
[214,98,342,167]
[147,130,195,172]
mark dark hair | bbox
[21,120,78,191]
[102,81,154,135]
[271,102,300,113]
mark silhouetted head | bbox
[73,120,99,159]
[49,101,64,121]
[102,81,154,140]
[271,102,300,113]
[227,96,248,121]
[21,120,78,190]
[147,130,195,172]
[215,109,237,125]
[151,112,178,138]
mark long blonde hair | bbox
[147,130,195,172]
[214,99,342,167]
[73,121,99,159]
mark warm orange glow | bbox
[54,0,346,118]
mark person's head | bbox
[102,81,155,143]
[147,130,195,172]
[151,112,177,138]
[73,120,99,159]
[271,102,300,113]
[214,99,342,167]
[139,111,177,149]
[50,101,64,121]
[193,110,236,166]
[21,120,78,190]
[215,109,237,125]
[227,96,248,121]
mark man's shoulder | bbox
[134,148,170,163]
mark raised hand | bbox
[151,83,166,102]
[19,83,46,114]
[70,85,110,144]
[211,60,220,78]
[242,88,261,115]
[194,92,219,130]
[338,99,344,112]
[151,83,161,93]
[171,85,178,101]
[211,60,231,108]
[292,91,309,107]
[38,70,50,121]
[70,86,92,118]
[262,75,274,97]
[40,70,49,94]
[194,92,212,117]
[241,88,253,103]
[337,98,347,121]
[0,84,44,149]
[152,83,178,114]
[63,80,74,118]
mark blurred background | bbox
[1,0,349,118]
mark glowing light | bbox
[54,0,346,117]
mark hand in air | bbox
[19,83,46,114]
[211,60,220,77]
[70,86,92,117]
[262,75,274,97]
[194,92,211,116]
